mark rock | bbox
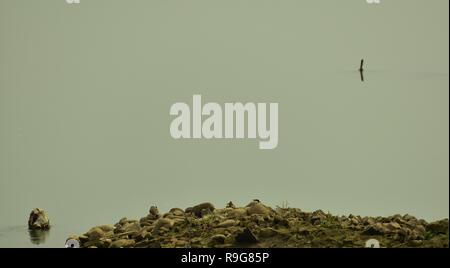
[115,221,141,234]
[298,226,315,236]
[72,202,450,248]
[79,235,89,243]
[310,210,327,224]
[116,218,138,228]
[217,220,237,228]
[175,240,188,247]
[226,201,236,209]
[169,208,185,217]
[394,217,407,225]
[408,240,423,247]
[134,226,153,241]
[97,225,115,233]
[110,239,135,248]
[414,224,426,234]
[246,202,273,216]
[118,217,128,225]
[259,228,278,238]
[210,234,226,245]
[99,238,113,248]
[362,223,385,235]
[153,218,174,233]
[362,217,376,226]
[235,228,258,244]
[158,227,169,233]
[123,222,141,233]
[200,208,213,217]
[86,227,105,241]
[250,215,265,224]
[426,219,449,234]
[140,206,161,223]
[273,215,290,227]
[385,222,401,231]
[403,214,417,222]
[227,208,247,218]
[190,202,215,217]
[28,208,50,230]
[149,206,160,216]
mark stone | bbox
[394,217,407,225]
[250,215,265,224]
[115,221,141,234]
[190,202,215,217]
[169,208,185,216]
[71,201,450,248]
[226,201,236,209]
[363,217,376,226]
[133,229,148,242]
[116,218,138,228]
[210,234,226,245]
[246,202,272,216]
[426,219,449,234]
[175,239,188,247]
[414,224,426,234]
[259,228,278,238]
[217,220,237,228]
[298,226,315,236]
[403,214,417,222]
[408,240,423,247]
[235,228,258,244]
[227,208,247,218]
[149,206,160,216]
[79,235,89,243]
[98,238,113,248]
[86,227,105,241]
[362,223,385,236]
[118,217,128,225]
[200,208,213,217]
[110,239,135,248]
[273,215,290,227]
[97,225,115,233]
[123,222,141,233]
[153,218,174,233]
[385,222,401,231]
[310,210,327,224]
[28,208,50,230]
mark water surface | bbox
[0,0,448,247]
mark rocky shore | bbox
[68,201,449,248]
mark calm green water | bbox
[0,0,448,247]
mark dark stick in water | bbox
[359,59,364,82]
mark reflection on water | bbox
[0,225,63,247]
[28,229,50,245]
